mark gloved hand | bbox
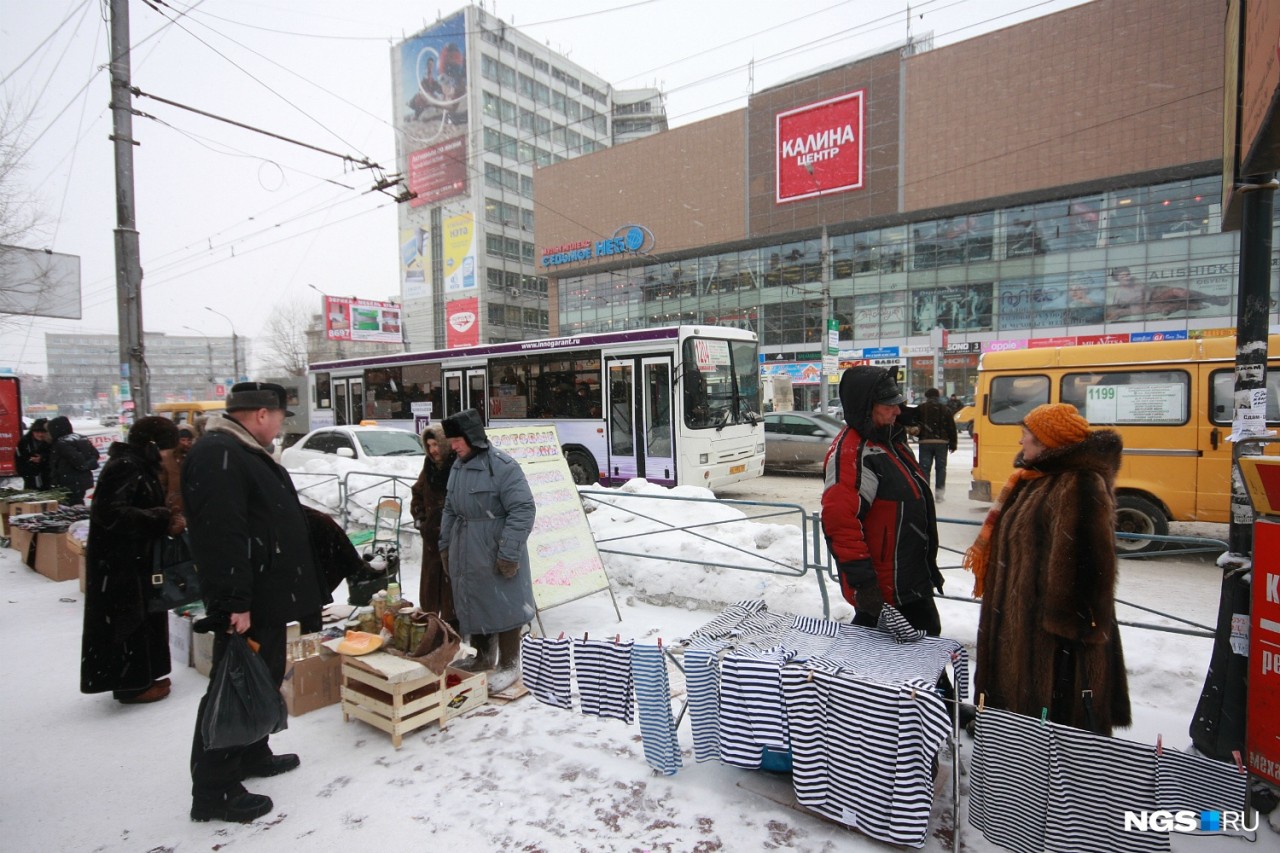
[496,557,519,578]
[440,549,449,576]
[853,580,885,623]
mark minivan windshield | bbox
[682,338,761,429]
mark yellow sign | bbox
[442,212,476,293]
[486,426,612,611]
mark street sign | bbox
[215,384,226,397]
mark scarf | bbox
[962,464,1045,598]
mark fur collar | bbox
[203,413,277,460]
[1016,428,1122,479]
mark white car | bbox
[280,425,423,471]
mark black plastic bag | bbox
[147,533,202,613]
[201,633,288,750]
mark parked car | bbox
[280,425,424,472]
[954,405,975,436]
[98,414,120,426]
[763,411,844,471]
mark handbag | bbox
[148,533,202,613]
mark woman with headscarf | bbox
[964,403,1131,735]
[80,416,185,704]
[410,422,457,628]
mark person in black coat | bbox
[47,415,99,504]
[182,382,322,824]
[80,417,183,704]
[16,418,51,489]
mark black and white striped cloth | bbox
[631,643,682,776]
[716,646,795,769]
[968,707,1052,853]
[573,638,635,724]
[1155,746,1249,814]
[519,636,573,710]
[684,640,729,763]
[782,666,950,848]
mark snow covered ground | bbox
[1,452,1275,850]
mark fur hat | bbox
[1023,403,1091,449]
[441,408,489,450]
[128,416,181,450]
[225,381,294,416]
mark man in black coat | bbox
[47,415,99,504]
[16,418,51,489]
[182,382,322,824]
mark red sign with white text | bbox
[446,296,479,348]
[0,377,20,477]
[1249,519,1280,786]
[776,90,865,203]
[409,137,468,207]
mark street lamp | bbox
[204,306,241,383]
[182,325,215,391]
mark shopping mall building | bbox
[534,0,1264,408]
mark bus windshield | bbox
[682,338,761,429]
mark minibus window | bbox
[989,375,1049,424]
[1210,369,1280,425]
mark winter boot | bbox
[488,627,523,693]
[455,633,496,673]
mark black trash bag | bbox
[201,633,288,750]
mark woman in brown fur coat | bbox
[410,423,456,627]
[964,402,1131,735]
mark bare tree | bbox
[261,296,314,376]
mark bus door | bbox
[606,360,638,481]
[443,371,464,418]
[466,368,487,420]
[641,357,675,484]
[443,369,487,420]
[332,377,362,426]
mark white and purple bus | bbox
[307,325,764,488]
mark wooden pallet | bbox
[340,652,487,748]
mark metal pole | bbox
[819,226,836,409]
[109,0,149,415]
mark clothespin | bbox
[910,688,917,700]
[977,693,986,713]
[1232,750,1246,774]
[657,637,663,650]
[1040,707,1048,725]
[557,631,565,640]
[1156,734,1163,756]
[583,632,589,642]
[806,669,814,683]
[614,634,621,644]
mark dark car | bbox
[763,411,844,471]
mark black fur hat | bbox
[128,416,181,450]
[441,409,489,450]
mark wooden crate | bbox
[340,653,487,748]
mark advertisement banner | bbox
[323,296,403,344]
[485,426,612,612]
[443,212,477,293]
[998,271,1107,329]
[408,137,467,207]
[400,227,430,301]
[0,376,20,477]
[850,289,906,340]
[776,90,864,203]
[445,296,479,348]
[1104,261,1234,322]
[911,283,993,334]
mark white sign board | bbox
[1085,383,1185,424]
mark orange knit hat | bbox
[1023,403,1091,449]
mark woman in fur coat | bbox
[964,402,1131,735]
[410,423,456,627]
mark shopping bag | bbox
[147,533,202,613]
[201,633,289,750]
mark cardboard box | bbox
[9,526,36,567]
[35,532,77,582]
[192,630,214,677]
[282,646,343,716]
[13,500,58,516]
[168,610,193,668]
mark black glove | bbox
[853,581,885,622]
[496,557,519,578]
[440,549,449,576]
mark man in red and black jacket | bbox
[821,366,946,635]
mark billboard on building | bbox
[446,296,479,348]
[775,90,864,203]
[322,296,403,344]
[394,11,469,206]
[401,226,430,300]
[911,283,993,334]
[443,212,477,293]
[0,246,81,319]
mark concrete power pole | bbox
[109,0,149,415]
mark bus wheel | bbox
[1114,495,1168,554]
[565,449,599,486]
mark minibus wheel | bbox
[1114,495,1168,554]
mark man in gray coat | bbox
[439,409,536,693]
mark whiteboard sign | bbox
[1085,383,1185,424]
[694,339,730,372]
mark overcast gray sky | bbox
[1,0,1090,375]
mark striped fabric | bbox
[684,641,728,763]
[1045,724,1168,853]
[716,646,795,769]
[573,638,634,724]
[519,636,573,710]
[969,708,1051,853]
[631,644,682,776]
[782,667,950,848]
[1155,747,1248,814]
[811,623,969,700]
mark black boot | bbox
[191,788,273,823]
[456,633,496,672]
[489,627,523,693]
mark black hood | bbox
[442,408,490,450]
[838,366,916,438]
[47,415,73,440]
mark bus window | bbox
[489,352,601,419]
[988,375,1049,424]
[1061,370,1188,425]
[1210,368,1280,424]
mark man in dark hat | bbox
[16,418,51,489]
[821,366,945,635]
[182,382,319,824]
[439,409,536,694]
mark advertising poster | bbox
[323,296,403,344]
[849,289,906,339]
[0,376,20,477]
[408,137,468,207]
[443,212,477,293]
[997,271,1107,329]
[323,295,352,341]
[485,426,612,612]
[911,283,993,333]
[400,227,429,300]
[394,11,468,161]
[1103,259,1235,322]
[445,296,479,348]
[776,90,864,203]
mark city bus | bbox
[307,325,766,488]
[968,335,1280,553]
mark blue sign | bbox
[861,346,901,359]
[541,224,654,268]
[1130,330,1189,343]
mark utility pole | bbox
[109,0,149,415]
[205,307,241,383]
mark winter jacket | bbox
[181,414,323,630]
[915,399,958,451]
[16,431,50,488]
[821,368,943,611]
[47,416,99,499]
[80,442,172,693]
[974,430,1131,735]
[410,424,456,622]
[439,446,537,635]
